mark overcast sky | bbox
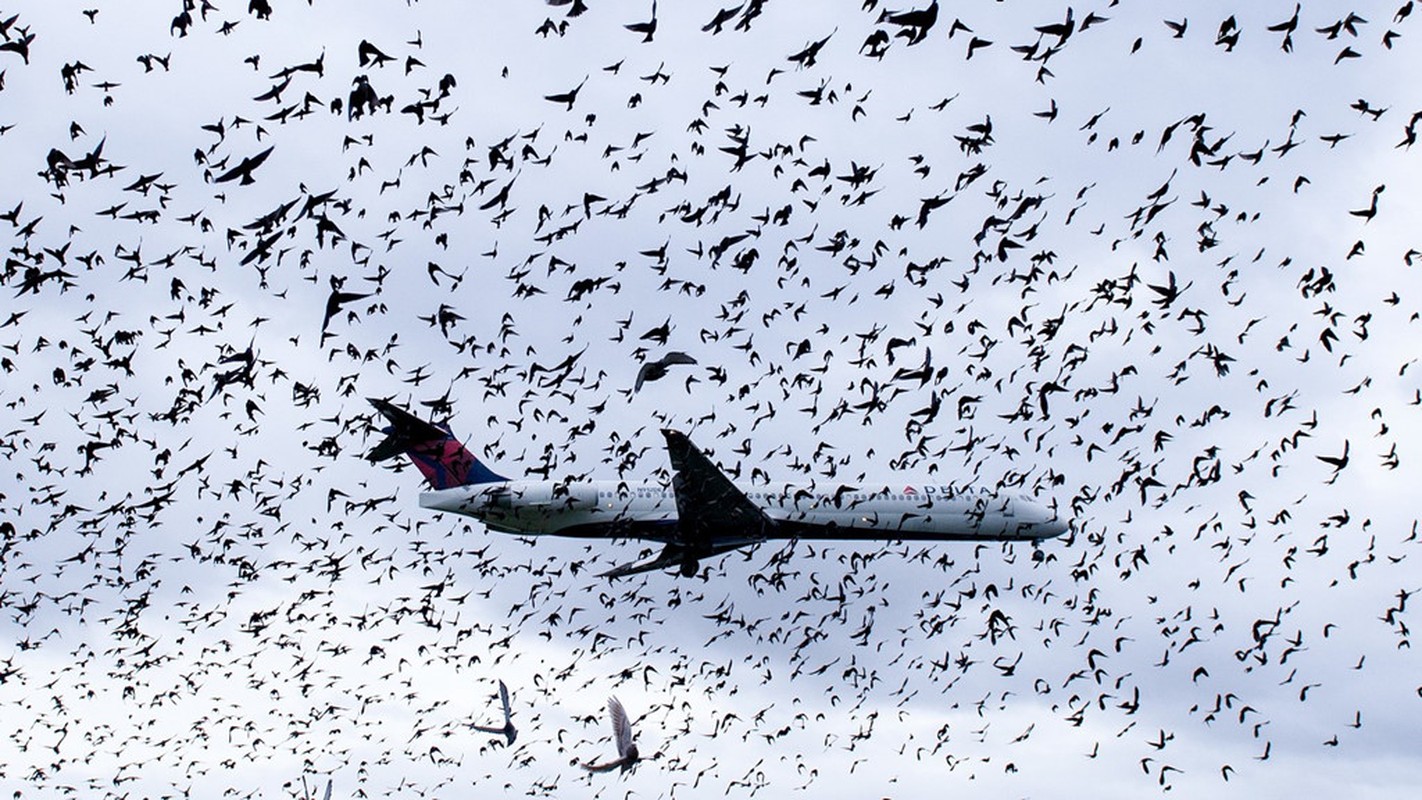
[2,1,1421,797]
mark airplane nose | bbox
[1037,515,1069,538]
[1016,496,1068,538]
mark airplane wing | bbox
[598,430,773,579]
[598,540,755,579]
[661,428,771,542]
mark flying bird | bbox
[879,1,939,45]
[213,146,275,185]
[321,281,372,337]
[703,4,742,34]
[357,39,395,68]
[635,351,697,392]
[582,696,639,773]
[470,680,517,746]
[544,77,588,110]
[624,0,657,42]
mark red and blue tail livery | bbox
[367,398,507,489]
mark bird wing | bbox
[245,145,275,171]
[214,146,274,183]
[608,696,633,758]
[634,362,655,393]
[498,680,511,721]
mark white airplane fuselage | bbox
[421,479,1068,543]
[366,398,1068,576]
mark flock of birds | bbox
[1,1,1420,797]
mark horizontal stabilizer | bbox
[367,398,452,462]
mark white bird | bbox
[299,777,332,800]
[470,679,517,746]
[582,696,639,773]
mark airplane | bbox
[366,398,1069,578]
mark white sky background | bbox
[1,0,1421,797]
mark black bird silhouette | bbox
[1348,184,1384,222]
[348,75,379,120]
[880,1,938,29]
[635,351,697,392]
[879,1,938,45]
[1147,270,1189,309]
[1267,3,1300,52]
[0,29,34,63]
[1316,440,1350,481]
[213,146,275,185]
[68,136,107,179]
[357,39,395,68]
[788,30,835,68]
[625,0,657,42]
[1215,15,1239,50]
[548,0,590,17]
[639,318,672,345]
[703,4,742,34]
[1035,6,1075,42]
[544,77,588,110]
[321,281,372,337]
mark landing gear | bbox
[1031,540,1045,563]
[680,557,699,578]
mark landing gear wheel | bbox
[680,558,699,578]
[1031,545,1045,563]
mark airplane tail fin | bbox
[367,398,507,489]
